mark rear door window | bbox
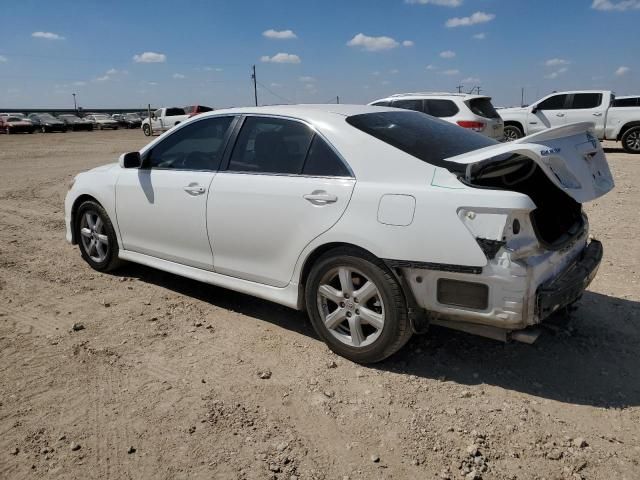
[346,111,496,169]
[302,135,351,177]
[612,97,639,107]
[424,99,459,118]
[391,99,424,112]
[537,94,568,110]
[465,98,500,118]
[569,93,603,109]
[228,117,314,174]
[166,107,186,116]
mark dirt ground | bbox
[0,129,638,480]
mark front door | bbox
[115,115,235,269]
[563,93,607,138]
[528,93,569,134]
[207,116,355,287]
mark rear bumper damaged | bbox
[393,234,602,338]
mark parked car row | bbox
[0,111,147,134]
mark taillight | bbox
[457,120,486,132]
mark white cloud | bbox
[472,32,486,40]
[172,73,186,79]
[445,11,495,27]
[545,58,569,67]
[72,81,87,87]
[0,55,7,62]
[203,66,223,72]
[615,66,630,76]
[440,69,460,75]
[592,0,640,11]
[93,75,110,82]
[106,68,119,75]
[389,69,399,74]
[299,76,316,82]
[426,64,437,70]
[372,71,381,76]
[402,40,415,47]
[347,33,399,52]
[260,53,301,64]
[440,50,456,58]
[461,77,480,83]
[381,80,391,85]
[270,82,283,88]
[133,52,166,63]
[147,82,158,86]
[263,29,297,39]
[32,31,64,40]
[545,67,568,79]
[405,0,462,6]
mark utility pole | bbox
[521,87,525,106]
[456,85,463,93]
[72,93,77,113]
[251,65,258,107]
[476,86,482,95]
[336,96,340,104]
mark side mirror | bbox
[531,106,538,114]
[119,151,142,169]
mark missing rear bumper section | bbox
[387,239,603,343]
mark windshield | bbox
[466,98,500,119]
[346,111,496,170]
[125,113,140,119]
[7,117,24,122]
[40,114,56,120]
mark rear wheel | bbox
[621,126,640,154]
[75,201,122,272]
[143,124,151,136]
[305,248,412,364]
[503,124,523,142]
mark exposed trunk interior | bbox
[464,155,584,250]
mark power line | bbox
[255,80,293,104]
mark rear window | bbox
[569,93,602,109]
[166,108,186,116]
[466,98,500,119]
[346,111,496,169]
[612,97,640,107]
[424,99,459,118]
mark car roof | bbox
[197,104,396,122]
[371,92,490,102]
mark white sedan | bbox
[65,105,613,363]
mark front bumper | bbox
[536,239,602,318]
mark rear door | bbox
[528,93,569,134]
[563,93,607,138]
[207,115,355,287]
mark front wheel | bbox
[75,201,122,272]
[143,124,151,136]
[503,125,523,142]
[305,248,412,364]
[41,126,47,133]
[621,126,640,154]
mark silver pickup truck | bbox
[499,90,640,153]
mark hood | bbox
[87,163,118,174]
[445,122,614,203]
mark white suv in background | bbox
[369,92,504,140]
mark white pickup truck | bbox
[141,107,189,136]
[499,90,640,153]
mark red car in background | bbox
[184,105,213,117]
[0,116,36,134]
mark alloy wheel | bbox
[625,130,640,152]
[316,266,385,348]
[503,127,520,142]
[79,211,109,263]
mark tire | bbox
[75,200,122,272]
[305,247,412,364]
[621,126,640,154]
[5,127,10,135]
[41,126,47,133]
[503,124,524,142]
[143,124,151,136]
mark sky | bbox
[0,0,638,109]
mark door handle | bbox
[183,184,206,195]
[592,112,603,117]
[303,190,338,205]
[555,113,565,117]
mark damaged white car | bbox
[64,105,613,363]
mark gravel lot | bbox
[0,130,639,480]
